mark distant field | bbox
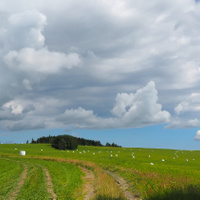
[1,144,200,199]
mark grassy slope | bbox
[1,144,200,199]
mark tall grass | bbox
[65,159,125,199]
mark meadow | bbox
[1,144,200,199]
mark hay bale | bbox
[20,151,26,156]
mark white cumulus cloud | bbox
[166,118,200,129]
[2,10,81,75]
[57,81,171,129]
[175,93,200,114]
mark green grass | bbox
[34,159,83,200]
[0,158,24,199]
[15,158,82,200]
[16,161,48,200]
[1,144,200,199]
[0,155,83,200]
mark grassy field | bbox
[0,159,24,199]
[1,144,200,199]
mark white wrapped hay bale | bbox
[20,150,26,156]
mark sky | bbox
[1,0,200,150]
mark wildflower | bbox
[162,159,165,162]
[132,156,135,158]
[115,154,118,157]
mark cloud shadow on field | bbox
[147,185,200,200]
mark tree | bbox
[52,135,78,150]
[31,138,36,144]
[106,142,111,147]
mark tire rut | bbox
[43,167,57,200]
[105,170,141,200]
[79,166,95,200]
[10,164,28,200]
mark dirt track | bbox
[80,167,95,200]
[43,167,57,200]
[105,170,141,200]
[9,162,57,200]
[10,164,28,200]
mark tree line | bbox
[30,134,121,150]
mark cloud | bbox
[118,81,171,126]
[111,93,134,117]
[3,100,35,114]
[57,81,171,129]
[22,79,32,91]
[6,121,46,131]
[195,130,200,140]
[0,0,200,133]
[166,92,200,129]
[175,93,200,114]
[0,107,23,121]
[2,10,46,50]
[3,101,23,114]
[166,118,200,129]
[1,9,81,75]
[4,48,81,74]
[57,107,100,127]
